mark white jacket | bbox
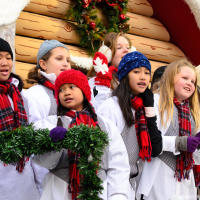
[137,93,198,200]
[22,71,57,124]
[97,96,143,200]
[0,77,40,200]
[33,114,130,200]
[89,77,113,110]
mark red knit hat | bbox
[55,69,91,104]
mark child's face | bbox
[128,67,151,95]
[111,36,130,68]
[174,66,196,102]
[39,47,71,77]
[0,52,13,81]
[59,83,84,111]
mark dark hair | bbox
[112,76,134,127]
[151,66,166,92]
[26,51,52,84]
[57,95,97,127]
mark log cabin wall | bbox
[15,0,186,88]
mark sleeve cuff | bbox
[162,136,180,155]
[144,107,156,118]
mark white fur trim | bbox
[98,44,112,63]
[70,55,93,70]
[93,57,108,74]
[0,0,30,26]
[184,0,200,30]
[130,46,137,52]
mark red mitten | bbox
[93,52,113,88]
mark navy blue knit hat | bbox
[37,40,68,68]
[118,51,151,81]
[0,38,13,60]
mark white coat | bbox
[89,77,113,110]
[97,96,143,200]
[137,93,198,200]
[33,114,130,200]
[0,77,40,200]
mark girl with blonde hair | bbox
[137,59,200,200]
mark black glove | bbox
[140,88,154,107]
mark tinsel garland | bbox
[0,124,109,200]
[67,0,129,55]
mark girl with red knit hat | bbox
[33,69,130,200]
[97,51,163,200]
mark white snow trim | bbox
[70,55,93,70]
[93,57,108,74]
[184,0,200,30]
[0,0,30,26]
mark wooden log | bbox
[127,0,153,17]
[23,4,164,41]
[15,61,34,88]
[15,34,184,64]
[16,11,171,52]
[127,12,170,42]
[15,36,89,64]
[16,11,80,45]
[128,34,185,63]
[24,0,153,19]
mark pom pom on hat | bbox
[55,69,91,104]
[118,51,151,81]
[37,40,68,68]
[0,38,13,60]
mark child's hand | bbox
[49,127,67,142]
[140,88,154,107]
[187,136,200,152]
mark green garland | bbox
[67,0,129,55]
[0,124,109,200]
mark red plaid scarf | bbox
[38,76,55,91]
[65,109,97,200]
[0,78,27,131]
[0,78,28,172]
[173,97,194,181]
[131,96,152,161]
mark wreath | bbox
[0,124,108,200]
[67,0,129,55]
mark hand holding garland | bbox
[0,124,109,200]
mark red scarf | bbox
[65,110,97,200]
[131,96,152,161]
[173,98,194,181]
[0,78,27,130]
[38,77,55,91]
[0,78,28,172]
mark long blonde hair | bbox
[159,59,200,129]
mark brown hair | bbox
[26,51,52,84]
